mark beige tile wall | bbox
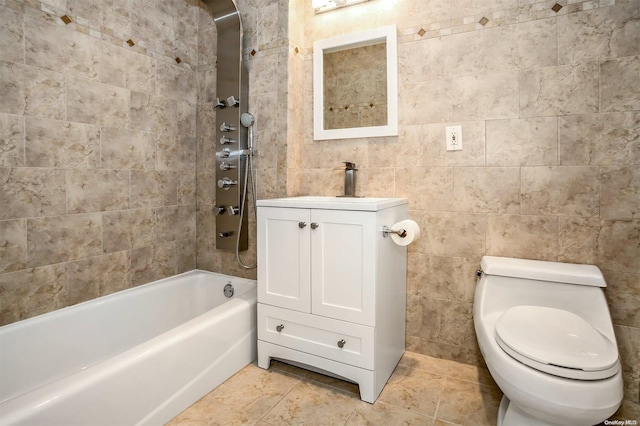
[0,0,208,323]
[283,0,640,405]
[0,0,289,323]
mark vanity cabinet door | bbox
[310,209,376,326]
[257,207,311,313]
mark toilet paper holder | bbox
[382,226,407,238]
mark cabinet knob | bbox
[298,221,307,229]
[310,222,319,229]
[337,339,346,348]
[276,324,285,332]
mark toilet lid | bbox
[495,306,620,380]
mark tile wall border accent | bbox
[1,0,200,69]
[400,0,631,42]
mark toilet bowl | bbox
[473,256,623,426]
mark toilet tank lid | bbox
[480,256,606,287]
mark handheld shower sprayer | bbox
[240,112,255,152]
[240,112,254,127]
[236,112,257,269]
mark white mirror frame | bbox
[313,25,398,140]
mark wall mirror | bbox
[313,25,398,140]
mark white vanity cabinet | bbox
[256,196,408,403]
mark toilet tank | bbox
[474,256,614,338]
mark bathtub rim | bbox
[0,269,256,334]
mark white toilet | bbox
[473,256,623,426]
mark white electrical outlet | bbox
[446,125,462,151]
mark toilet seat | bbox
[495,306,620,380]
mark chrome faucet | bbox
[343,162,357,197]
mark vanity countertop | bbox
[256,196,407,212]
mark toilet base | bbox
[498,395,564,426]
[497,395,507,426]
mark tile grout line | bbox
[254,371,303,424]
[400,360,499,389]
[432,374,446,423]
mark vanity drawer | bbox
[258,304,374,370]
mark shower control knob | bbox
[225,95,240,107]
[227,206,239,216]
[310,222,319,229]
[218,231,233,238]
[219,148,231,159]
[220,136,235,144]
[217,177,237,190]
[220,122,236,132]
[337,339,346,349]
[276,324,284,332]
[219,162,236,171]
[298,221,307,228]
[213,98,225,109]
[214,205,225,216]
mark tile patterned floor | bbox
[166,352,503,426]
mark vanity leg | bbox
[257,340,271,370]
[357,372,377,404]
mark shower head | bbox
[240,112,255,128]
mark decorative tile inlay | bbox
[250,49,257,56]
[60,15,72,24]
[418,28,426,37]
[126,39,135,47]
[395,0,628,42]
[175,57,181,64]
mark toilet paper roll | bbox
[390,219,421,246]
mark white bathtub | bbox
[0,270,257,425]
